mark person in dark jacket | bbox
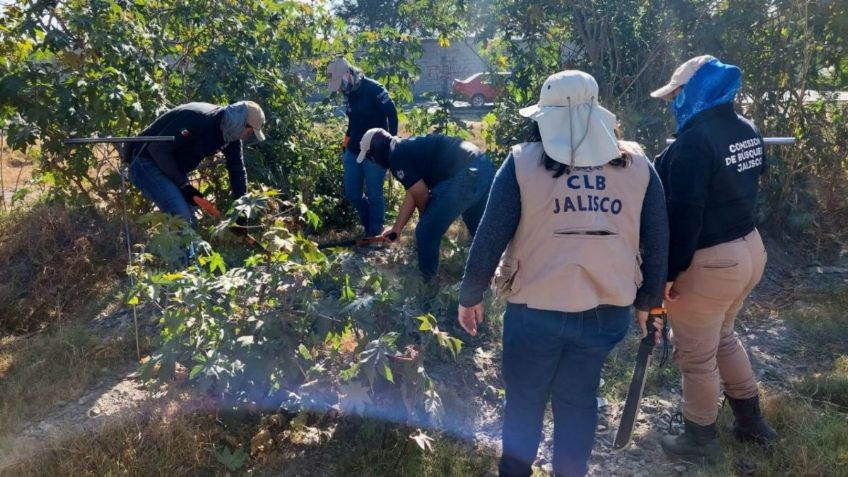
[357,128,494,280]
[125,101,266,226]
[652,55,778,464]
[457,70,668,477]
[327,57,398,236]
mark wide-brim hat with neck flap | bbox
[519,70,619,168]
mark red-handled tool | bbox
[191,196,267,253]
[318,232,397,249]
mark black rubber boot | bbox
[661,417,723,465]
[725,394,779,445]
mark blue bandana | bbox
[672,59,741,131]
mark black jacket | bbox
[344,77,398,153]
[125,102,248,198]
[655,103,766,281]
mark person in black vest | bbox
[652,55,778,464]
[124,101,266,226]
[327,57,399,236]
[357,128,494,281]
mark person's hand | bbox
[230,216,249,237]
[636,309,663,345]
[664,281,680,303]
[381,227,399,242]
[341,135,350,152]
[179,183,203,205]
[458,303,485,336]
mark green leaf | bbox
[207,252,226,274]
[298,343,313,361]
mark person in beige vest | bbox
[457,70,669,477]
[652,56,778,464]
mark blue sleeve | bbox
[223,140,247,199]
[459,154,521,307]
[633,164,669,311]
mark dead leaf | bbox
[250,428,274,456]
[409,429,434,452]
[339,381,372,415]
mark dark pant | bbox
[128,155,197,264]
[500,303,631,477]
[415,154,494,279]
[343,149,386,236]
[128,155,194,226]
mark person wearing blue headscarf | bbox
[651,56,778,464]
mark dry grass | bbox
[0,201,125,333]
[0,324,135,444]
[4,406,221,477]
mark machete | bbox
[318,232,397,249]
[613,306,669,450]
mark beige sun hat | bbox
[650,54,716,99]
[519,70,619,167]
[244,101,266,142]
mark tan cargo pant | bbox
[667,228,767,425]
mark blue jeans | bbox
[128,156,194,226]
[500,303,631,477]
[343,149,386,236]
[415,154,494,279]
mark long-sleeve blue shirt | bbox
[459,153,669,312]
[344,77,399,153]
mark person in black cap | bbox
[357,127,494,281]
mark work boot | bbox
[725,394,779,445]
[661,417,723,465]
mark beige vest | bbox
[494,141,651,312]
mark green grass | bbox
[327,419,496,476]
[795,355,848,412]
[783,285,848,362]
[689,393,848,477]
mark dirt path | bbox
[2,240,845,476]
[0,365,148,470]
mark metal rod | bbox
[666,137,796,145]
[64,136,175,145]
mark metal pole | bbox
[65,135,176,360]
[64,136,175,144]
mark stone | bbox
[626,448,644,457]
[674,464,687,473]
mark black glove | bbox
[230,216,249,237]
[179,183,203,205]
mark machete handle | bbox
[192,196,223,219]
[642,307,666,346]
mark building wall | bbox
[412,39,490,97]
